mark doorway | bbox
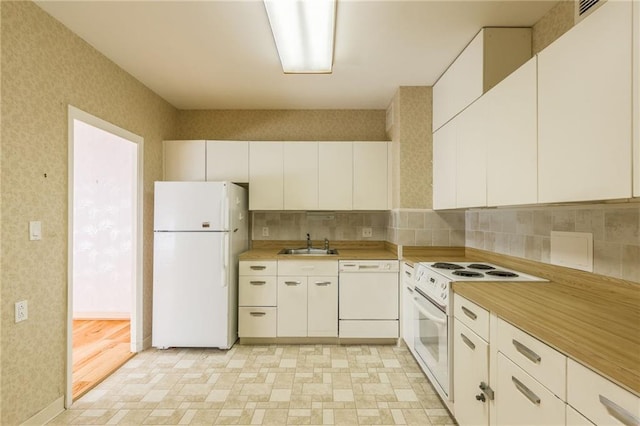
[66,106,144,406]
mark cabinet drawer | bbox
[239,260,277,276]
[567,359,640,426]
[497,318,566,400]
[277,260,338,276]
[238,276,276,306]
[402,262,414,285]
[453,293,489,341]
[496,353,566,426]
[238,307,276,338]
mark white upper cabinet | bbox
[537,0,633,203]
[249,142,284,210]
[634,0,640,197]
[486,57,538,206]
[206,141,248,183]
[433,119,457,210]
[283,142,318,210]
[319,142,353,210]
[433,27,532,132]
[456,95,488,209]
[353,142,389,210]
[163,140,206,181]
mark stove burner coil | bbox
[452,270,484,278]
[486,270,519,278]
[431,262,464,270]
[467,263,496,270]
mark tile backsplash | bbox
[251,211,388,242]
[387,209,466,247]
[466,203,640,283]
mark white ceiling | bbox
[35,0,559,110]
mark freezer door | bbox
[154,181,228,231]
[152,231,232,348]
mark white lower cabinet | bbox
[401,262,415,351]
[238,307,277,338]
[238,261,278,338]
[277,260,338,338]
[453,319,490,426]
[496,353,566,426]
[566,406,594,426]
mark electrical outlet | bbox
[362,227,373,238]
[15,300,28,323]
[262,227,269,237]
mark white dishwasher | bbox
[338,260,400,338]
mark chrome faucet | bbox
[306,233,312,249]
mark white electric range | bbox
[410,261,546,410]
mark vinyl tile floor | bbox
[49,344,457,425]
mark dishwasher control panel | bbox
[339,260,399,273]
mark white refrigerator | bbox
[152,181,248,349]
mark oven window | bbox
[413,293,449,397]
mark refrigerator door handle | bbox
[221,232,229,287]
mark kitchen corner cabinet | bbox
[353,142,389,210]
[319,142,353,210]
[485,57,537,206]
[163,140,206,181]
[277,260,338,338]
[249,142,284,210]
[284,142,319,210]
[537,0,633,203]
[433,27,532,132]
[206,141,248,183]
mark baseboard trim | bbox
[21,396,64,426]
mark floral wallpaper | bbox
[532,0,575,54]
[1,2,177,424]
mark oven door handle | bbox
[412,298,447,325]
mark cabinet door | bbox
[163,140,206,181]
[566,406,594,426]
[495,353,565,426]
[401,264,415,351]
[538,1,632,203]
[206,141,248,183]
[319,142,353,210]
[453,320,489,426]
[486,57,538,206]
[249,142,284,210]
[353,142,388,210]
[307,276,338,337]
[456,96,488,208]
[283,142,318,210]
[277,277,307,337]
[432,119,457,210]
[634,0,640,197]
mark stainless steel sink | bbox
[278,248,339,255]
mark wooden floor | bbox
[72,319,135,400]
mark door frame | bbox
[66,105,144,407]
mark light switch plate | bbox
[550,231,593,272]
[29,221,42,241]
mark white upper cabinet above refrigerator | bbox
[206,141,248,183]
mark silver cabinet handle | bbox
[599,395,640,426]
[479,382,494,401]
[512,376,540,405]
[285,281,301,286]
[250,312,266,317]
[250,265,267,270]
[250,281,266,285]
[512,339,541,363]
[405,286,414,293]
[314,281,331,286]
[461,306,477,320]
[460,333,475,350]
[404,270,412,277]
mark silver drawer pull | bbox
[512,339,541,363]
[249,312,266,317]
[461,306,477,320]
[599,395,640,426]
[404,271,412,277]
[250,281,266,285]
[250,265,267,270]
[460,333,475,350]
[314,281,331,286]
[512,376,540,405]
[406,286,414,293]
[285,281,301,286]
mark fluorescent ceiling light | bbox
[264,0,336,74]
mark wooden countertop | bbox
[449,249,640,397]
[239,240,399,261]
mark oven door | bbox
[413,290,449,398]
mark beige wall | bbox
[1,2,177,424]
[176,109,387,141]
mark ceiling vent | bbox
[575,0,605,24]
